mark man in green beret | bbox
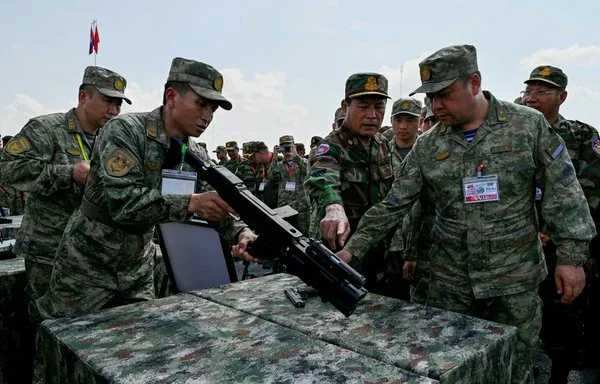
[305,72,394,294]
[337,45,595,383]
[521,65,600,382]
[36,57,258,321]
[212,145,228,165]
[0,66,131,326]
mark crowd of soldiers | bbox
[0,44,598,384]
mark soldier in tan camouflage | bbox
[0,66,131,325]
[36,57,258,321]
[268,135,311,234]
[521,65,600,381]
[337,45,596,384]
[305,72,394,294]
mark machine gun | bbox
[174,138,367,317]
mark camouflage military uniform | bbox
[36,58,243,319]
[306,125,394,291]
[522,66,600,377]
[0,67,130,323]
[0,185,25,216]
[343,45,596,384]
[268,136,311,234]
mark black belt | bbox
[81,198,152,235]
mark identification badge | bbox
[285,181,296,191]
[161,169,197,195]
[462,175,499,204]
[258,182,266,192]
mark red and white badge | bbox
[315,144,330,156]
[462,175,500,204]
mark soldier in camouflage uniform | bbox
[224,141,246,173]
[212,145,228,165]
[521,65,600,382]
[337,45,596,384]
[305,73,394,294]
[384,98,423,300]
[0,66,131,325]
[239,141,272,203]
[36,57,258,320]
[268,135,311,234]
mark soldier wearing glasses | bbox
[522,65,600,383]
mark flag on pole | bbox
[88,21,100,55]
[93,24,100,54]
[88,26,94,55]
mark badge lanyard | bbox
[76,134,89,161]
[284,161,295,178]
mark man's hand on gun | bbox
[320,204,350,250]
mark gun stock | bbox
[175,138,367,316]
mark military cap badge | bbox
[214,76,223,92]
[401,101,411,110]
[420,67,431,81]
[114,79,125,91]
[539,67,551,77]
[364,76,379,91]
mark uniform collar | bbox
[146,107,169,147]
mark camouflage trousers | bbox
[428,280,541,384]
[36,213,156,320]
[24,259,53,327]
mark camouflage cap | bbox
[167,57,232,110]
[225,141,238,150]
[242,141,254,157]
[310,136,323,147]
[345,73,390,99]
[424,107,435,120]
[250,141,269,153]
[279,135,295,145]
[513,96,523,105]
[212,145,226,153]
[410,45,479,96]
[391,98,423,117]
[334,107,346,123]
[82,66,131,104]
[524,65,568,89]
[296,143,305,151]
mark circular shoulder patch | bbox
[315,143,330,156]
[6,136,32,154]
[106,148,136,177]
[592,138,600,156]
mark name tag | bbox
[462,175,499,204]
[285,181,296,191]
[161,170,197,195]
[258,182,266,192]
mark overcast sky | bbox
[1,0,599,156]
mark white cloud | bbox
[567,85,600,101]
[0,94,66,136]
[520,44,600,67]
[0,69,311,156]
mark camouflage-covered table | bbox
[0,215,22,242]
[0,257,28,384]
[38,293,438,384]
[194,274,518,383]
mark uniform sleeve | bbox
[576,123,600,216]
[304,143,344,211]
[0,120,75,195]
[344,143,423,258]
[537,118,597,265]
[98,121,190,226]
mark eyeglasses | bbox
[520,90,558,99]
